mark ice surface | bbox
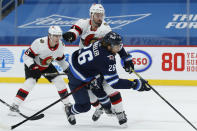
[0,83,196,131]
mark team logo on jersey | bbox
[107,55,115,61]
[18,14,151,29]
[0,48,14,72]
[40,56,54,65]
[121,50,152,72]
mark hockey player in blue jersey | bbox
[65,31,150,126]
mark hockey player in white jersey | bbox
[63,3,111,48]
[9,26,71,118]
[63,4,135,125]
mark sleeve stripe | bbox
[104,74,118,80]
[71,25,82,35]
[107,78,119,86]
[69,29,79,39]
[56,55,65,61]
[29,48,38,56]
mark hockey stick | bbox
[43,72,66,77]
[3,76,98,130]
[131,68,197,131]
[0,99,44,120]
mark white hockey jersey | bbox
[23,36,69,71]
[68,18,112,48]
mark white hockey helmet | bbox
[48,26,62,36]
[89,4,105,17]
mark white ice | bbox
[0,83,197,131]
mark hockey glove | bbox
[123,55,134,74]
[63,32,75,43]
[133,79,151,91]
[29,63,41,77]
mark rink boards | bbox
[0,45,197,86]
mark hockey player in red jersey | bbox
[63,3,135,125]
[9,26,71,116]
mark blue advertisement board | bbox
[0,2,197,45]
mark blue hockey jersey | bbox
[69,41,134,89]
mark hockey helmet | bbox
[89,4,105,17]
[48,26,62,36]
[102,31,123,47]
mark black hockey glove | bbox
[123,55,134,74]
[133,79,151,92]
[29,63,41,77]
[63,32,75,43]
[63,67,69,75]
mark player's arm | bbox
[118,47,134,74]
[56,54,69,74]
[63,19,84,43]
[23,39,42,74]
[99,60,149,91]
[23,39,39,67]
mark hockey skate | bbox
[92,107,104,121]
[64,103,76,125]
[115,111,128,127]
[92,107,115,121]
[8,103,20,116]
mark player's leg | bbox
[9,65,41,116]
[43,64,74,124]
[65,69,92,125]
[89,85,114,121]
[42,64,70,105]
[88,90,104,121]
[103,80,127,126]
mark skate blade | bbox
[119,123,128,128]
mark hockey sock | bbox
[109,91,124,113]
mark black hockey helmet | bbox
[101,31,122,47]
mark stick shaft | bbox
[132,69,197,131]
[0,99,44,120]
[11,78,95,130]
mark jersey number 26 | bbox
[78,50,93,65]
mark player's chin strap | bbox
[0,76,99,130]
[130,67,197,131]
[0,99,44,120]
